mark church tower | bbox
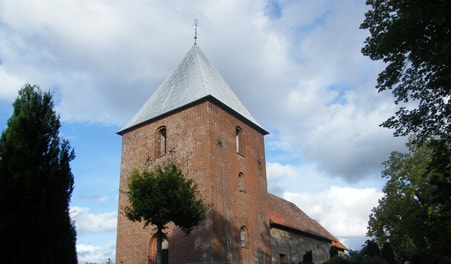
[116,44,272,263]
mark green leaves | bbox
[124,163,206,234]
[362,3,451,260]
[361,0,451,146]
[367,138,450,262]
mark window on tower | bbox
[238,172,245,192]
[156,126,167,157]
[240,226,247,248]
[236,126,243,154]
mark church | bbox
[115,43,346,264]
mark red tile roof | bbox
[312,219,348,251]
[268,194,347,251]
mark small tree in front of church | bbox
[123,162,207,264]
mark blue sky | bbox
[0,0,407,262]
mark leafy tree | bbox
[0,84,77,263]
[360,0,451,145]
[332,249,382,264]
[367,139,450,263]
[123,162,207,264]
[361,2,451,262]
[346,250,367,264]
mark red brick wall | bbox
[116,100,272,263]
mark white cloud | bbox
[0,68,22,101]
[0,0,406,180]
[258,0,407,183]
[0,0,406,257]
[284,186,383,237]
[70,206,117,233]
[266,162,299,180]
[77,243,115,264]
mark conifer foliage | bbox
[0,84,77,264]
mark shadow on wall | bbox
[145,207,257,264]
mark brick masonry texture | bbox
[116,100,272,264]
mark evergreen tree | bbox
[381,242,396,264]
[362,240,380,259]
[0,84,77,263]
[329,246,339,259]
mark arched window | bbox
[257,250,265,264]
[236,126,243,154]
[238,172,245,192]
[240,226,247,248]
[156,126,167,157]
[148,235,169,264]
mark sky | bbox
[0,0,407,263]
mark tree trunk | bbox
[156,227,163,264]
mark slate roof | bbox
[268,194,347,251]
[118,44,267,134]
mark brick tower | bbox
[116,44,272,263]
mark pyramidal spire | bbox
[118,45,267,134]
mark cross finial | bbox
[194,19,199,44]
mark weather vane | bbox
[194,19,199,44]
